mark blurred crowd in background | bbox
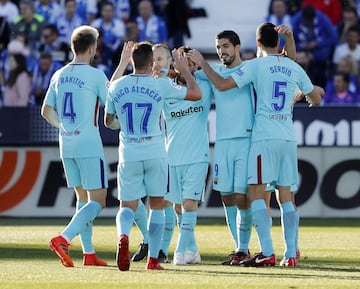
[0,0,359,107]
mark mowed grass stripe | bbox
[0,218,359,289]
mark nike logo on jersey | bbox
[194,192,201,195]
[255,256,272,263]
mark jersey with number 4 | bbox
[44,63,109,158]
[106,74,187,162]
[231,55,314,142]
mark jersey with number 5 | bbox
[231,55,314,142]
[44,63,109,158]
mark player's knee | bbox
[182,199,197,212]
[99,200,106,208]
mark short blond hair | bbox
[71,25,99,55]
[152,43,171,56]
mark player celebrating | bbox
[162,45,213,265]
[153,43,177,263]
[104,42,202,271]
[193,30,254,265]
[188,22,324,267]
[42,25,109,267]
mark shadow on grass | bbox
[1,246,359,279]
[162,266,360,282]
[159,253,360,281]
[0,245,116,261]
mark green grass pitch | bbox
[0,218,359,289]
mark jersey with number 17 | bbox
[106,74,188,163]
[44,63,109,158]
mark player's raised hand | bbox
[275,24,296,60]
[110,41,134,82]
[172,48,190,74]
[187,49,204,67]
[151,62,162,78]
[119,41,134,67]
[275,24,293,37]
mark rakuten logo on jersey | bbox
[170,106,204,118]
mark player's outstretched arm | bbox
[275,24,296,61]
[41,104,60,128]
[172,49,202,101]
[187,49,236,91]
[305,85,325,107]
[293,85,324,106]
[104,113,120,130]
[292,89,305,104]
[110,41,134,82]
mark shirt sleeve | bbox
[297,68,314,95]
[105,96,115,115]
[230,61,255,89]
[97,71,110,106]
[105,82,116,115]
[194,69,208,80]
[44,73,58,107]
[161,78,187,100]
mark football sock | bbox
[280,201,296,258]
[76,201,94,254]
[187,212,198,253]
[134,200,149,244]
[148,209,165,259]
[62,200,101,243]
[295,210,300,252]
[177,212,200,252]
[160,205,176,255]
[224,205,239,250]
[116,207,134,237]
[175,211,197,254]
[238,208,252,253]
[251,199,274,257]
[187,233,198,253]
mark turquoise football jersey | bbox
[195,63,254,140]
[231,55,314,142]
[163,78,213,166]
[106,74,187,162]
[44,63,109,158]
